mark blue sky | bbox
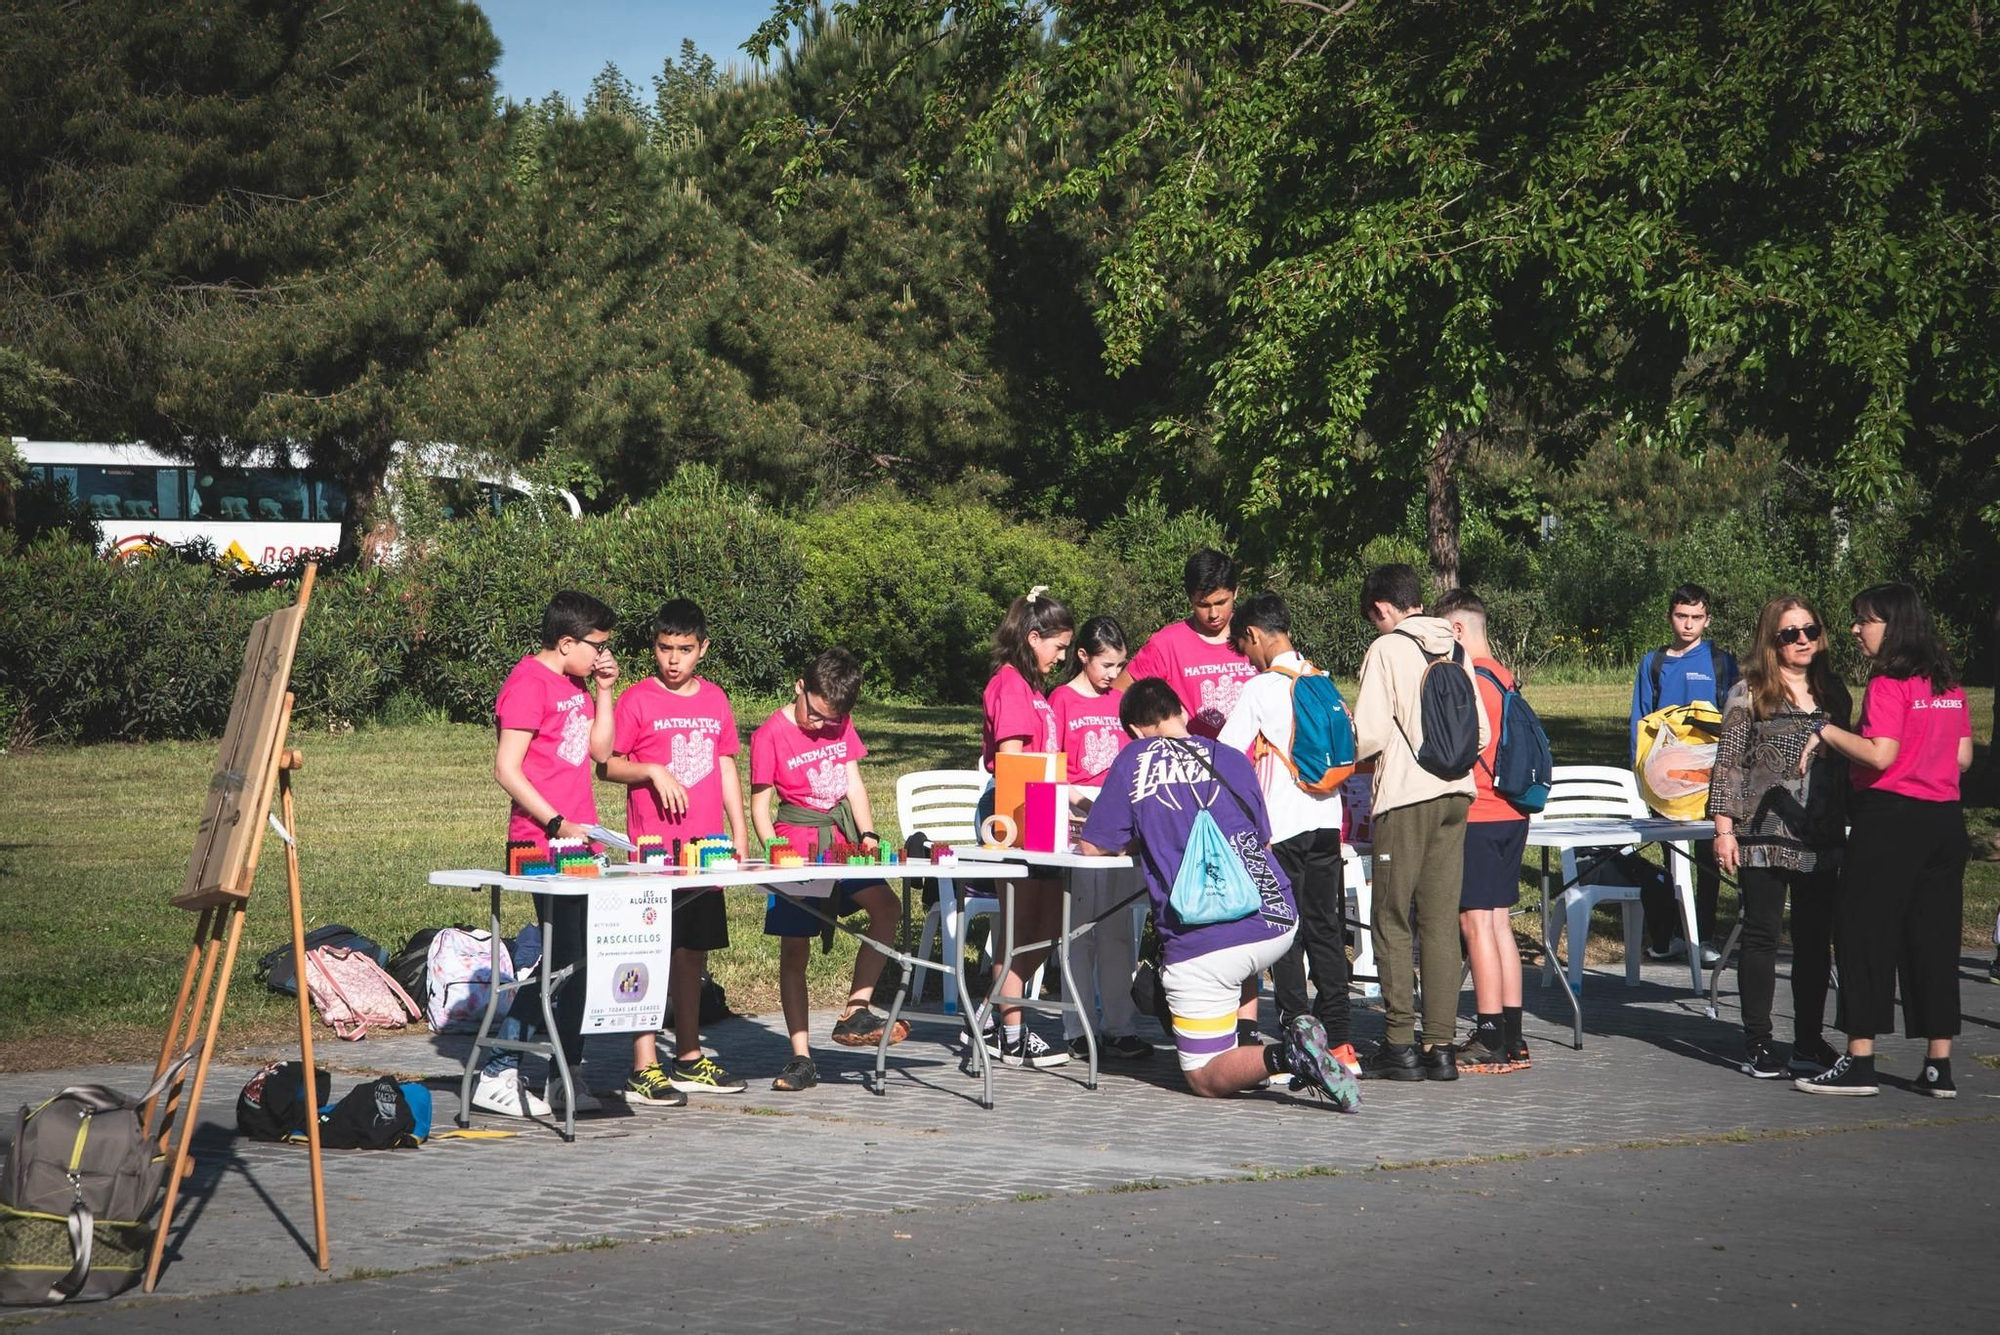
[481,1,779,106]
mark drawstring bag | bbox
[1635,701,1723,819]
[1169,808,1261,925]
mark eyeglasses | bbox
[1776,624,1822,646]
[804,699,846,728]
[577,636,614,655]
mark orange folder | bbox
[991,751,1065,846]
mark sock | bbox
[1264,1043,1291,1075]
[1003,1022,1023,1044]
[1475,1012,1501,1041]
[1849,1052,1875,1074]
[1503,1006,1523,1047]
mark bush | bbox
[796,497,1108,703]
[1087,499,1230,642]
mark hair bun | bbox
[1027,584,1049,602]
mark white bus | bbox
[10,440,579,567]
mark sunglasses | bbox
[1776,624,1822,646]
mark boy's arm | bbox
[588,676,618,764]
[1352,642,1394,760]
[721,761,749,852]
[749,784,777,848]
[601,755,689,815]
[844,761,880,852]
[496,728,585,839]
[1628,653,1653,762]
[1215,676,1264,756]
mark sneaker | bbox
[1067,1033,1153,1061]
[1794,1054,1877,1096]
[771,1055,819,1092]
[1506,1036,1532,1068]
[1787,1037,1842,1076]
[1988,956,2000,985]
[669,1054,746,1094]
[1419,1043,1459,1081]
[1455,1031,1522,1074]
[545,1076,604,1114]
[831,1007,911,1047]
[625,1063,689,1106]
[471,1067,552,1118]
[1913,1060,1956,1099]
[1698,940,1724,968]
[1644,938,1688,962]
[972,1019,1002,1057]
[1282,1015,1361,1112]
[1356,1039,1423,1081]
[999,1028,1071,1068]
[1329,1043,1363,1077]
[1741,1042,1787,1079]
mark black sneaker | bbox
[1787,1037,1842,1076]
[1506,1036,1532,1068]
[771,1055,819,1092]
[1068,1033,1153,1062]
[1913,1059,1956,1099]
[999,1028,1071,1068]
[1741,1042,1787,1079]
[625,1062,690,1106]
[669,1054,746,1094]
[1455,1030,1521,1074]
[1282,1015,1360,1112]
[1419,1043,1458,1081]
[1988,956,2000,985]
[1794,1053,1877,1096]
[1356,1039,1423,1081]
[831,1008,910,1048]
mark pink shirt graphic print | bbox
[613,677,740,840]
[1126,620,1257,738]
[750,707,868,812]
[981,663,1059,770]
[1050,682,1127,786]
[495,654,598,847]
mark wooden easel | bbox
[140,565,327,1292]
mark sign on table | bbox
[583,881,676,1033]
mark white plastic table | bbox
[1523,817,1714,1048]
[429,858,1031,1134]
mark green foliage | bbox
[795,496,1107,703]
[1086,499,1230,646]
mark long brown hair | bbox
[1745,594,1849,724]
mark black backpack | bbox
[1392,630,1481,780]
[255,925,388,996]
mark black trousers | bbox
[1269,827,1351,1044]
[519,891,589,1066]
[1835,791,1966,1040]
[1643,841,1719,948]
[1736,864,1837,1047]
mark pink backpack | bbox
[301,945,421,1040]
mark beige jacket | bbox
[1353,615,1490,817]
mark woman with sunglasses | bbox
[1709,597,1850,1079]
[1796,583,1974,1098]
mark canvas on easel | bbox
[142,565,328,1292]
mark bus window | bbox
[249,469,310,522]
[311,478,349,523]
[41,465,183,520]
[190,469,254,521]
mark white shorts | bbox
[1159,926,1297,1072]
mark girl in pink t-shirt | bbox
[979,587,1075,1068]
[1798,583,1974,1099]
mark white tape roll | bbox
[980,813,1019,848]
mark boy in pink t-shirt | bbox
[605,599,747,1104]
[748,647,902,1092]
[1116,548,1257,738]
[481,591,619,1120]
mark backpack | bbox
[1647,644,1739,707]
[234,1061,331,1143]
[254,924,388,997]
[1391,630,1481,780]
[0,1054,191,1306]
[1473,666,1554,813]
[425,928,513,1034]
[301,945,421,1041]
[1160,739,1269,928]
[1261,662,1358,794]
[386,925,473,1010]
[316,1078,427,1150]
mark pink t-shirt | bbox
[1050,681,1127,786]
[1850,674,1971,803]
[613,677,740,842]
[1126,619,1257,738]
[750,706,869,856]
[981,664,1058,770]
[494,654,598,848]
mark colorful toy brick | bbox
[520,860,558,876]
[636,835,667,865]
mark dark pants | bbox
[1643,840,1719,948]
[1269,827,1351,1045]
[1737,864,1837,1048]
[1835,791,1966,1040]
[519,891,588,1066]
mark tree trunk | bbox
[1426,426,1473,593]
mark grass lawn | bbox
[1,684,1992,1071]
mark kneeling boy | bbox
[1076,679,1358,1108]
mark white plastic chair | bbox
[1535,765,1695,992]
[896,769,1042,1009]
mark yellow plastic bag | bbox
[1635,701,1722,818]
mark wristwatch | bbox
[543,812,565,839]
[1809,716,1829,736]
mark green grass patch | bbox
[0,686,1990,1062]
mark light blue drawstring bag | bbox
[1168,807,1260,926]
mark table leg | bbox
[458,885,505,1127]
[875,881,916,1096]
[1671,840,1703,992]
[1057,876,1096,1089]
[536,903,575,1143]
[942,877,993,1109]
[1536,847,1584,1049]
[1708,920,1743,1019]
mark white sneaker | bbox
[545,1076,604,1114]
[471,1067,552,1118]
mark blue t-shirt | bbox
[1629,641,1738,760]
[1079,735,1296,967]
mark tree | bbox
[746,1,2000,579]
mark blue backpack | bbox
[1264,662,1358,794]
[1474,665,1554,813]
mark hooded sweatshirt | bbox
[1353,614,1490,818]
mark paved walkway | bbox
[3,955,1995,1323]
